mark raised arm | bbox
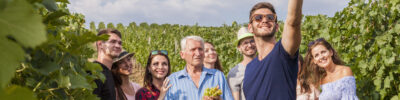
[282,0,303,57]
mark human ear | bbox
[96,41,103,49]
[248,24,253,33]
[180,51,184,59]
[329,49,334,57]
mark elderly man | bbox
[164,36,233,100]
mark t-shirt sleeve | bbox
[277,40,299,61]
[93,79,103,97]
[227,66,241,92]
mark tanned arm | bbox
[282,0,303,57]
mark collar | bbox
[177,66,216,79]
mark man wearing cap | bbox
[227,27,257,100]
[93,29,123,100]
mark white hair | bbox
[180,36,204,51]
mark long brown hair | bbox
[298,54,313,93]
[111,60,129,100]
[204,42,223,72]
[143,51,171,91]
[302,38,344,90]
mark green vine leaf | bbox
[0,0,46,88]
[0,85,36,100]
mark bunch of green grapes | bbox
[204,86,222,97]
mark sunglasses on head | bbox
[252,14,276,23]
[308,38,325,47]
[151,50,168,55]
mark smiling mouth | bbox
[194,57,202,60]
[155,70,165,74]
[319,58,328,64]
[113,48,121,52]
[208,56,216,59]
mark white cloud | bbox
[68,0,348,27]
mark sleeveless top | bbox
[319,76,358,100]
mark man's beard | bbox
[253,25,277,38]
[240,49,257,57]
[243,52,257,57]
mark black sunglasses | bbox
[151,50,168,55]
[252,14,276,23]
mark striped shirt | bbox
[164,67,233,100]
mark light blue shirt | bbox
[164,67,233,100]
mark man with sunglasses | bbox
[243,0,303,100]
[93,29,123,100]
[164,36,233,100]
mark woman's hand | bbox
[158,78,171,100]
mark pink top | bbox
[296,81,320,100]
[125,82,142,100]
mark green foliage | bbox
[98,0,399,99]
[0,0,46,99]
[0,0,106,99]
[0,85,37,100]
[0,0,397,99]
[98,22,105,30]
[301,0,400,99]
[90,21,96,33]
[107,23,115,29]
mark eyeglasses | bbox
[308,38,325,47]
[151,50,168,55]
[241,39,255,46]
[251,14,276,23]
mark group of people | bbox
[91,0,359,100]
[93,28,172,100]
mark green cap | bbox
[234,27,254,46]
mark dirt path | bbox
[130,58,145,87]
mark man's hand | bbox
[202,95,222,100]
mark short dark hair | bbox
[96,29,122,50]
[97,29,122,39]
[249,2,277,23]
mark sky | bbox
[68,0,348,27]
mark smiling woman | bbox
[203,42,223,72]
[303,38,358,100]
[135,50,172,100]
[112,51,142,100]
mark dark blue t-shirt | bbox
[243,40,298,100]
